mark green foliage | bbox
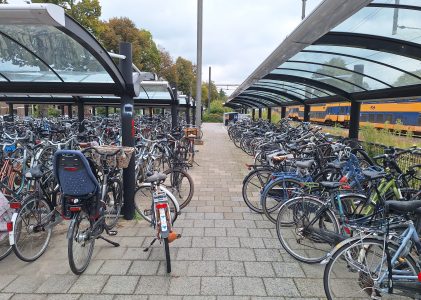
[175,57,195,95]
[203,101,232,123]
[203,113,222,123]
[47,107,60,117]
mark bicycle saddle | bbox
[327,161,347,169]
[144,172,167,183]
[319,181,343,190]
[386,200,421,214]
[25,165,44,179]
[362,169,387,180]
[295,160,314,169]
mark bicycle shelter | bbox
[0,3,178,219]
[226,0,421,139]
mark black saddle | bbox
[319,181,342,190]
[144,172,167,183]
[362,169,387,180]
[25,165,44,179]
[386,200,421,214]
[296,160,314,169]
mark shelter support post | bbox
[60,105,65,116]
[149,107,153,118]
[8,103,13,116]
[186,106,191,124]
[77,100,84,132]
[68,104,73,119]
[162,108,165,116]
[24,105,29,117]
[105,106,109,117]
[92,106,96,116]
[192,105,196,125]
[258,108,262,119]
[281,107,286,119]
[304,104,310,122]
[119,42,136,220]
[114,107,117,114]
[171,91,178,130]
[252,109,255,121]
[268,107,272,123]
[348,101,361,140]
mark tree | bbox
[393,70,421,87]
[0,0,8,3]
[157,48,177,86]
[175,57,195,95]
[218,89,227,101]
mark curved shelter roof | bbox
[227,0,421,108]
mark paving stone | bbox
[201,277,232,296]
[263,278,300,297]
[10,295,47,300]
[0,275,17,290]
[226,228,249,237]
[192,237,215,248]
[69,275,108,294]
[216,237,240,248]
[95,246,127,259]
[169,277,201,295]
[294,279,325,297]
[204,213,224,220]
[253,249,283,262]
[184,296,216,300]
[239,237,265,249]
[235,220,256,228]
[176,248,203,261]
[114,296,148,300]
[97,259,132,275]
[204,227,226,237]
[0,295,13,300]
[214,220,235,228]
[248,229,272,238]
[187,261,216,276]
[122,247,150,260]
[36,275,78,293]
[229,248,256,261]
[4,275,48,293]
[135,275,170,295]
[102,275,138,294]
[223,213,243,220]
[128,260,159,275]
[182,227,205,237]
[216,261,245,276]
[46,295,80,300]
[203,247,229,261]
[244,261,275,277]
[194,220,215,228]
[233,277,266,296]
[157,261,189,276]
[79,295,113,300]
[272,262,305,278]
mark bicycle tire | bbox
[242,167,273,213]
[12,195,53,262]
[276,196,340,263]
[323,237,419,300]
[164,237,171,273]
[163,169,194,209]
[68,211,95,275]
[104,178,123,230]
[0,237,12,261]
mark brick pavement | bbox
[0,123,325,299]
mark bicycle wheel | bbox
[261,178,306,223]
[68,211,95,275]
[163,169,194,209]
[276,196,340,263]
[324,237,419,299]
[104,178,123,230]
[242,167,273,213]
[0,233,12,261]
[164,237,171,273]
[38,146,57,170]
[134,185,178,224]
[12,195,52,262]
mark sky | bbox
[99,0,323,95]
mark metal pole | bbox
[281,107,286,119]
[192,100,196,125]
[252,109,255,121]
[268,107,272,123]
[77,99,84,132]
[60,105,65,116]
[92,106,96,116]
[171,88,178,130]
[195,0,203,127]
[8,103,13,117]
[24,105,29,117]
[392,0,400,35]
[303,104,310,122]
[119,42,135,220]
[207,66,211,113]
[301,0,307,20]
[68,104,73,119]
[348,64,364,140]
[258,108,262,119]
[105,106,109,117]
[149,107,153,118]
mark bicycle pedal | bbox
[108,230,118,236]
[143,209,152,216]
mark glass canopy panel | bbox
[0,33,61,82]
[272,66,365,93]
[333,6,421,45]
[246,87,306,99]
[282,61,388,90]
[252,82,320,98]
[236,97,277,106]
[371,0,421,7]
[257,79,335,96]
[305,45,421,87]
[290,51,420,88]
[137,82,172,100]
[0,24,113,83]
[243,91,287,102]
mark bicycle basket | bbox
[93,145,135,169]
[54,150,99,198]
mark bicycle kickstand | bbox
[98,235,120,247]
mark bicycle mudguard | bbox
[66,216,78,240]
[260,175,304,196]
[8,212,18,245]
[139,183,180,216]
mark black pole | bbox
[24,105,29,117]
[92,106,96,116]
[8,103,13,117]
[114,107,117,114]
[105,106,109,117]
[349,64,364,140]
[258,108,262,119]
[268,107,272,123]
[171,88,178,130]
[149,107,153,118]
[119,42,135,220]
[68,104,73,119]
[303,104,310,122]
[162,108,165,116]
[252,109,255,121]
[281,107,286,119]
[77,99,84,132]
[60,105,65,116]
[192,103,196,125]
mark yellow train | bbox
[287,100,421,134]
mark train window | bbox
[360,114,367,122]
[385,114,393,123]
[418,114,421,126]
[369,114,375,123]
[376,114,384,123]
